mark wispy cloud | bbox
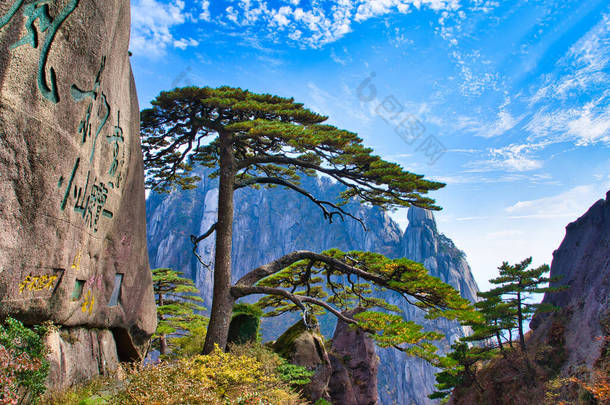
[529,13,609,104]
[330,46,352,65]
[465,142,548,173]
[505,184,610,219]
[525,98,610,146]
[524,12,610,146]
[459,109,524,138]
[432,172,558,186]
[131,0,198,57]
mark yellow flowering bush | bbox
[111,344,305,405]
[181,345,273,397]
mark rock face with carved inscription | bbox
[0,0,156,388]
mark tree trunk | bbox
[203,132,236,354]
[517,291,525,350]
[495,330,503,351]
[159,334,168,356]
[158,292,167,355]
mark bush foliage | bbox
[46,343,307,405]
[0,317,50,404]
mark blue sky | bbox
[129,0,610,291]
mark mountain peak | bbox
[407,206,437,231]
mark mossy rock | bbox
[227,304,264,345]
[272,318,327,368]
[78,395,108,405]
[272,319,309,360]
[227,313,260,345]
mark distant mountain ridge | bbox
[146,168,479,405]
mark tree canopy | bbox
[487,257,559,350]
[141,86,444,212]
[233,248,477,362]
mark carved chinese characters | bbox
[0,0,156,382]
[0,0,79,103]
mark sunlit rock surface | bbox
[531,190,610,372]
[0,0,156,388]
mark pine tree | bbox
[463,290,517,351]
[488,258,559,350]
[429,341,494,402]
[140,86,446,353]
[151,267,207,356]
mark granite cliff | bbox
[447,191,609,405]
[146,168,479,404]
[530,190,609,373]
[0,0,156,389]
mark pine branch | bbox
[230,285,357,326]
[234,176,366,228]
[190,222,217,269]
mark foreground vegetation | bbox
[0,317,49,405]
[44,342,310,405]
[430,259,609,404]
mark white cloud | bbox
[226,6,239,24]
[529,13,609,104]
[213,0,461,48]
[174,38,199,50]
[431,172,558,186]
[465,142,547,173]
[525,98,610,146]
[130,0,198,57]
[355,0,413,22]
[463,108,522,138]
[329,46,352,65]
[199,0,211,21]
[523,13,610,147]
[272,6,292,27]
[505,184,610,220]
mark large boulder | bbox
[274,310,380,404]
[327,308,379,405]
[273,319,333,402]
[0,0,156,388]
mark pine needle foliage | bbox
[141,86,444,210]
[429,341,495,402]
[248,249,477,363]
[151,267,208,356]
[462,290,517,351]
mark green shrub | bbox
[275,363,314,387]
[0,317,50,404]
